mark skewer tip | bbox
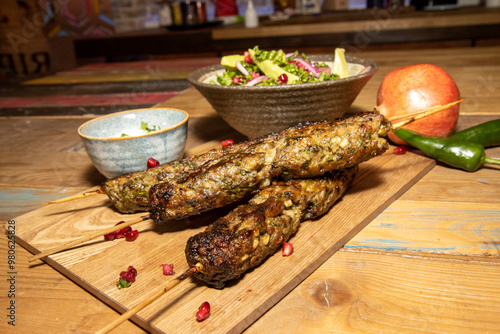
[391,99,463,130]
[95,266,198,334]
[27,215,151,263]
[41,189,104,206]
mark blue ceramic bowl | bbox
[78,108,189,179]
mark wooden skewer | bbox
[28,215,151,263]
[41,188,104,206]
[95,266,199,334]
[389,99,463,129]
[35,99,463,330]
[31,100,463,263]
[39,100,462,209]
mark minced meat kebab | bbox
[98,111,389,217]
[185,166,357,287]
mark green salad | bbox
[214,46,350,86]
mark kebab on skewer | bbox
[150,111,389,222]
[29,103,462,262]
[43,101,461,214]
[186,165,358,287]
[96,165,357,334]
[30,111,380,262]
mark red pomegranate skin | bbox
[377,64,460,146]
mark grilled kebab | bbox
[150,112,390,222]
[186,166,358,287]
[102,138,257,212]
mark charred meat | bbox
[185,166,358,287]
[150,112,390,222]
[102,139,261,213]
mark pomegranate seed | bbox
[221,139,234,146]
[124,271,136,283]
[393,146,407,155]
[278,73,288,84]
[160,263,175,276]
[282,242,294,256]
[147,157,160,169]
[115,226,132,239]
[293,60,306,70]
[127,266,137,276]
[250,71,259,79]
[232,76,243,84]
[104,231,116,241]
[196,301,211,321]
[244,51,253,64]
[125,230,139,241]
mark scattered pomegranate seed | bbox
[160,263,175,276]
[124,271,136,283]
[293,59,306,70]
[147,157,160,169]
[282,242,294,256]
[105,222,139,242]
[116,266,137,289]
[393,146,407,155]
[127,266,137,276]
[232,76,243,84]
[221,139,234,146]
[125,230,139,241]
[278,73,288,84]
[250,71,259,79]
[115,226,132,239]
[244,51,253,63]
[196,301,211,322]
[104,231,116,241]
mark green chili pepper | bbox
[449,119,500,147]
[394,128,500,172]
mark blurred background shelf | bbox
[73,7,500,60]
[1,2,499,83]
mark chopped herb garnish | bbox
[141,121,161,133]
[116,277,132,289]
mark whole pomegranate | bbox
[377,64,460,146]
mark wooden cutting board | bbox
[15,146,434,333]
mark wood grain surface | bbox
[14,145,434,333]
[248,249,500,333]
[1,46,499,334]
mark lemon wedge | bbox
[332,48,349,79]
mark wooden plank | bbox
[22,70,195,85]
[344,144,500,257]
[22,59,219,85]
[247,250,500,333]
[0,115,239,191]
[346,200,500,256]
[0,231,145,334]
[14,148,434,333]
[400,154,500,203]
[0,186,90,221]
[154,87,218,118]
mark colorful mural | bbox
[41,0,115,37]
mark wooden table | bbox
[1,46,499,333]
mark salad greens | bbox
[214,46,348,86]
